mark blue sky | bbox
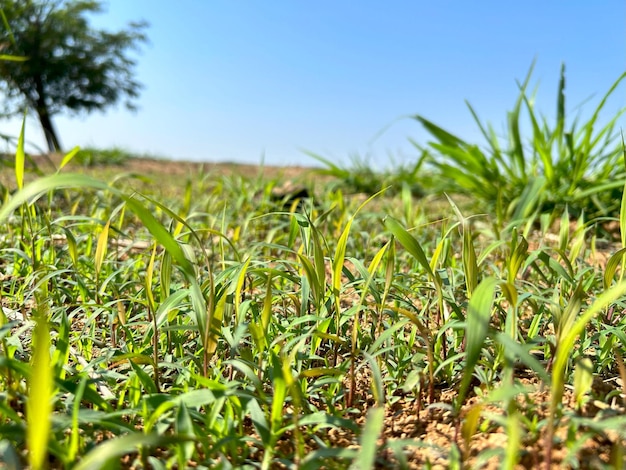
[8,1,626,167]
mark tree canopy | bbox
[0,0,147,152]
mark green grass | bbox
[73,146,147,166]
[0,70,626,468]
[414,62,626,232]
[308,152,426,198]
[315,63,626,235]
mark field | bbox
[2,69,626,469]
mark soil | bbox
[32,153,317,181]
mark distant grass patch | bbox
[309,152,427,197]
[74,146,137,166]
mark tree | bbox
[0,0,147,152]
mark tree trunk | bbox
[35,105,62,153]
[33,74,62,153]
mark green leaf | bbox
[0,441,21,470]
[551,281,626,411]
[0,173,207,343]
[153,289,189,329]
[504,408,522,468]
[603,247,626,289]
[68,375,89,462]
[73,433,191,470]
[350,407,384,470]
[413,115,465,147]
[363,351,385,407]
[495,333,550,383]
[458,277,497,409]
[175,403,195,463]
[446,195,478,296]
[145,242,157,313]
[507,231,528,285]
[205,287,226,358]
[333,190,385,299]
[383,216,434,278]
[128,359,157,395]
[297,252,323,308]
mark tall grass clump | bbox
[413,63,626,230]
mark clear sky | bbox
[7,1,626,167]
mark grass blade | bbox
[551,281,626,412]
[458,277,497,409]
[446,194,478,296]
[27,300,52,470]
[384,216,434,278]
[15,114,26,190]
[58,146,80,171]
[73,434,191,470]
[94,219,111,284]
[349,407,384,470]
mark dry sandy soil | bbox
[36,153,316,180]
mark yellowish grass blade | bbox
[0,53,27,61]
[27,301,52,470]
[573,357,593,411]
[234,257,252,324]
[94,219,111,282]
[15,115,25,190]
[145,242,157,313]
[461,403,483,459]
[603,247,626,290]
[58,146,80,171]
[261,274,273,334]
[160,250,172,302]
